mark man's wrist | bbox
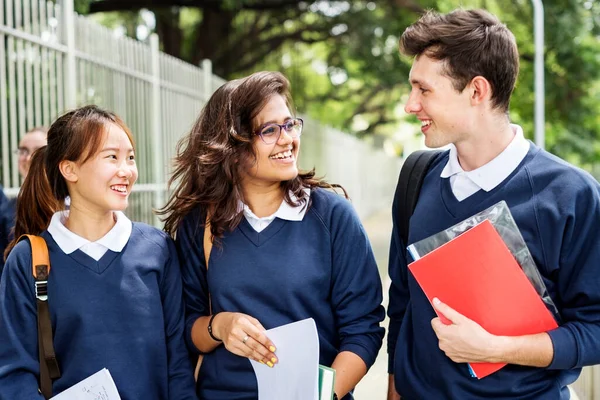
[488,335,509,363]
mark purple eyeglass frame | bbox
[253,118,304,143]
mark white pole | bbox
[531,0,545,149]
[61,0,77,109]
[150,34,163,227]
[202,59,212,101]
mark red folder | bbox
[408,219,558,379]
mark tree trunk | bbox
[190,8,235,73]
[153,8,183,60]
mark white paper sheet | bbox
[250,318,320,400]
[50,368,121,400]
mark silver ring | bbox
[242,335,249,345]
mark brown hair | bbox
[5,105,134,258]
[159,71,346,239]
[400,9,519,112]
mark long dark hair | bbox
[5,105,134,258]
[159,71,346,239]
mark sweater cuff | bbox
[185,316,202,356]
[547,327,577,370]
[340,342,377,370]
[387,320,400,374]
[388,353,395,374]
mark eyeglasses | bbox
[254,118,303,144]
[14,147,35,158]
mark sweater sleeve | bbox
[546,180,600,369]
[386,214,411,374]
[175,210,210,356]
[159,236,197,399]
[0,241,45,399]
[329,198,385,370]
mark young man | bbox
[387,9,600,399]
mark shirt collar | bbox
[47,210,132,254]
[440,124,530,191]
[241,189,310,223]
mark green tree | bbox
[77,0,600,165]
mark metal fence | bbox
[0,0,400,226]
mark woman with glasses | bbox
[160,71,384,400]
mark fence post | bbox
[150,33,163,227]
[61,0,76,109]
[202,59,212,101]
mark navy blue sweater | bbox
[0,224,197,399]
[177,188,385,400]
[388,144,600,399]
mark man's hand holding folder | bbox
[431,297,500,364]
[408,220,558,379]
[430,297,554,367]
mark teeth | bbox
[421,120,432,127]
[269,150,293,160]
[110,185,127,193]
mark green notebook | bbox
[318,365,336,400]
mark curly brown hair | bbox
[159,71,346,239]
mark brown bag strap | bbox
[194,217,215,382]
[18,234,61,399]
[203,219,213,313]
[203,219,212,269]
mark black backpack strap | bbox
[18,234,61,399]
[393,150,443,247]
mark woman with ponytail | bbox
[160,71,385,400]
[0,105,196,399]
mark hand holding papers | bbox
[408,219,558,379]
[249,318,336,400]
[250,318,320,400]
[50,368,121,400]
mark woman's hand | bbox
[212,312,278,367]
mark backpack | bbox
[17,235,61,399]
[393,150,443,247]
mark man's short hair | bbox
[400,9,519,112]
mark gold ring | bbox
[242,335,249,345]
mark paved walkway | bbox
[354,206,393,399]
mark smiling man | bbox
[387,9,600,400]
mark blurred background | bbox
[1,0,599,398]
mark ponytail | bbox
[4,147,59,258]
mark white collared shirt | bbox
[47,210,132,261]
[242,189,310,233]
[440,124,531,201]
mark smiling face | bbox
[241,94,300,188]
[65,123,138,215]
[404,54,475,148]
